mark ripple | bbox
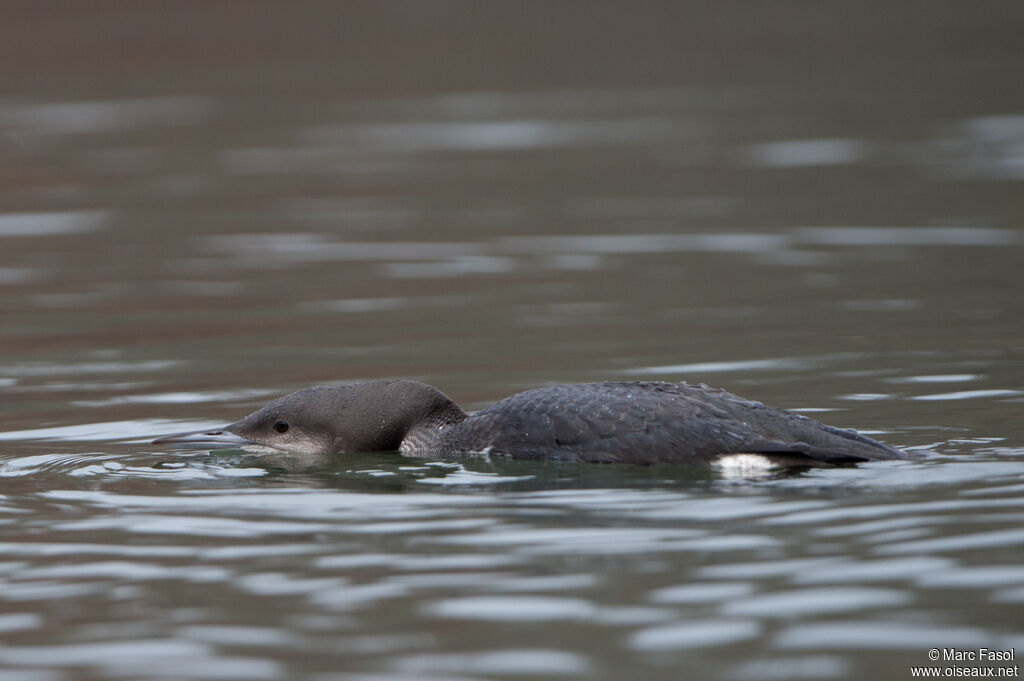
[0,613,42,633]
[744,138,867,168]
[0,452,120,475]
[384,256,517,279]
[721,587,910,617]
[838,393,893,401]
[0,359,180,378]
[697,558,840,580]
[0,210,107,237]
[874,528,1024,555]
[631,357,809,374]
[344,518,495,535]
[55,514,337,538]
[590,606,678,626]
[837,298,919,312]
[381,572,515,590]
[434,526,709,555]
[0,580,104,601]
[483,573,598,593]
[792,226,1019,247]
[0,542,193,558]
[176,625,297,647]
[0,96,214,136]
[500,233,788,256]
[424,596,595,622]
[295,582,407,612]
[415,468,535,486]
[808,517,942,539]
[13,561,228,582]
[889,374,981,384]
[322,674,493,681]
[649,582,755,604]
[301,297,407,313]
[915,565,1024,588]
[761,496,1024,526]
[0,639,210,667]
[67,461,267,480]
[299,117,681,153]
[792,557,955,584]
[634,497,829,522]
[629,619,761,651]
[316,553,517,571]
[775,621,993,650]
[935,114,1024,180]
[992,586,1024,603]
[0,267,44,285]
[390,649,590,676]
[728,655,849,681]
[0,419,195,442]
[74,389,275,407]
[200,234,486,264]
[42,489,492,521]
[911,389,1023,401]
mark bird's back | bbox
[432,381,906,465]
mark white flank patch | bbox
[713,454,780,477]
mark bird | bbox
[152,379,908,469]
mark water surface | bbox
[2,4,1024,680]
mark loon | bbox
[151,380,908,468]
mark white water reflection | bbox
[629,619,761,651]
[425,595,595,622]
[390,649,590,676]
[200,234,487,263]
[0,359,180,378]
[721,587,910,618]
[932,115,1024,180]
[916,565,1024,588]
[301,297,406,314]
[889,374,980,383]
[838,393,893,401]
[0,96,214,136]
[299,118,682,153]
[911,389,1023,401]
[0,613,42,633]
[632,357,809,374]
[793,226,1019,247]
[744,138,867,167]
[728,655,849,681]
[0,210,107,237]
[0,267,41,284]
[649,582,754,604]
[875,528,1024,555]
[775,622,996,650]
[791,557,955,584]
[73,388,275,408]
[0,418,202,442]
[385,256,516,279]
[501,233,789,255]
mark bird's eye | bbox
[273,421,289,433]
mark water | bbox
[2,3,1024,680]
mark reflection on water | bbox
[2,2,1024,680]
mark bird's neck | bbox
[374,381,466,453]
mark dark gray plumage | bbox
[153,379,907,468]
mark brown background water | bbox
[1,3,1023,680]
